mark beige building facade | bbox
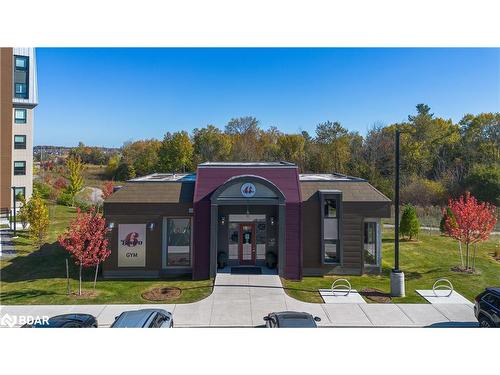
[0,47,37,215]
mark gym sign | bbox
[118,224,146,267]
[240,182,256,198]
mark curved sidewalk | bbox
[0,273,478,327]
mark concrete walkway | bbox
[0,229,16,257]
[0,272,478,328]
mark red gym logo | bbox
[121,232,143,247]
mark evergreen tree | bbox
[440,206,455,234]
[399,204,420,240]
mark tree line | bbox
[102,104,498,205]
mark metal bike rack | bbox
[331,278,352,296]
[432,278,454,297]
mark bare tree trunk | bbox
[465,243,470,271]
[458,241,464,268]
[93,263,99,290]
[472,244,477,272]
[66,258,70,295]
[79,263,82,296]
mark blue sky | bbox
[35,48,499,147]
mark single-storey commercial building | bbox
[103,162,391,280]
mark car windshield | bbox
[111,311,156,328]
[278,316,316,328]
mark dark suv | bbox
[474,287,499,328]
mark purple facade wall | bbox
[192,166,302,280]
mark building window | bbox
[324,199,337,217]
[15,83,27,98]
[14,108,27,123]
[15,56,28,70]
[364,221,379,266]
[14,55,29,99]
[321,192,341,264]
[14,161,26,175]
[14,135,27,149]
[163,218,191,267]
[14,187,25,200]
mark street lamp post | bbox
[390,129,405,297]
[11,186,18,238]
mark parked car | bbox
[474,287,500,328]
[263,311,321,328]
[22,313,98,328]
[110,309,173,328]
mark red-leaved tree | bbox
[58,207,111,295]
[445,192,497,272]
[102,181,115,200]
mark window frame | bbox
[14,135,27,149]
[13,161,26,176]
[13,187,26,202]
[363,219,381,267]
[14,108,27,124]
[15,83,27,98]
[162,217,192,268]
[319,191,342,265]
[14,56,28,71]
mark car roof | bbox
[270,311,317,328]
[31,314,95,328]
[486,287,500,295]
[111,309,170,328]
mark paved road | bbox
[0,273,478,328]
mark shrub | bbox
[33,181,52,199]
[53,177,68,190]
[114,162,136,181]
[217,251,228,269]
[22,192,49,246]
[440,206,455,234]
[57,191,73,206]
[399,204,420,240]
[266,251,277,269]
[401,177,447,206]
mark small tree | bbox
[58,207,111,295]
[65,156,85,206]
[21,192,50,246]
[440,207,456,234]
[445,192,497,272]
[440,206,463,266]
[399,204,420,240]
[101,181,115,200]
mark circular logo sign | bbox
[240,182,256,198]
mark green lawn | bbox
[2,203,499,305]
[282,229,500,304]
[0,203,213,305]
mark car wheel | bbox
[478,316,494,328]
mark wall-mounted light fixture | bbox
[219,215,226,225]
[270,217,276,226]
[147,222,155,231]
[107,222,115,230]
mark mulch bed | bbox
[451,266,474,274]
[142,287,182,301]
[71,290,99,298]
[360,288,392,303]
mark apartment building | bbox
[0,48,38,216]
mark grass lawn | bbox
[282,229,500,304]
[0,203,213,305]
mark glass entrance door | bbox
[239,223,255,265]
